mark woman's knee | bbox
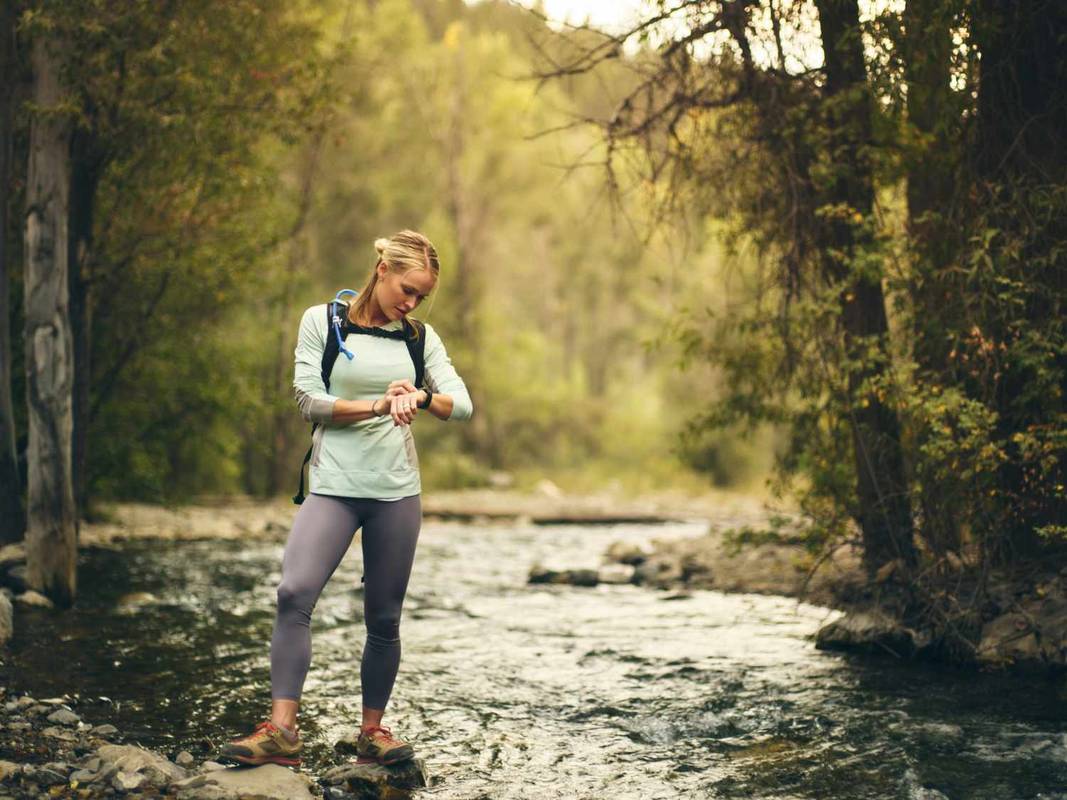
[365,607,402,640]
[276,581,318,617]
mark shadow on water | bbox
[3,520,1067,799]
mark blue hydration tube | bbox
[332,289,358,360]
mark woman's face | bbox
[375,264,436,320]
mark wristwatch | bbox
[417,389,433,409]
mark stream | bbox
[3,517,1067,799]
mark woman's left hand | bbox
[389,391,422,426]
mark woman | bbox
[221,230,472,768]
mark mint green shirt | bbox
[293,304,473,499]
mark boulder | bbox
[815,610,929,657]
[0,592,11,646]
[96,743,187,788]
[976,613,1041,666]
[175,764,316,800]
[321,759,428,797]
[603,541,652,566]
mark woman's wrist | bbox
[370,399,382,417]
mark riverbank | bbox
[0,686,426,799]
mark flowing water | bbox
[3,517,1067,799]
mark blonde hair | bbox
[349,229,440,333]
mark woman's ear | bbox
[376,261,388,280]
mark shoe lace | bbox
[363,725,400,745]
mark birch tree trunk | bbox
[0,0,25,544]
[24,35,76,606]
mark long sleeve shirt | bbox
[293,304,473,499]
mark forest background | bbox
[2,0,1064,639]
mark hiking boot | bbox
[356,725,415,765]
[219,721,302,767]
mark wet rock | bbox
[35,766,68,787]
[15,590,53,608]
[81,756,102,772]
[46,708,80,726]
[96,743,187,787]
[321,759,428,796]
[69,768,99,784]
[597,563,636,585]
[976,613,1041,665]
[0,761,18,781]
[175,750,196,767]
[816,610,929,657]
[527,567,598,587]
[199,760,227,773]
[14,696,34,709]
[113,769,148,792]
[897,767,950,799]
[178,764,315,799]
[92,723,119,736]
[633,556,684,588]
[604,541,652,566]
[915,723,965,751]
[41,725,77,741]
[0,592,11,646]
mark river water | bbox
[4,518,1067,799]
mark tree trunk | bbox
[0,0,25,543]
[903,0,961,556]
[816,0,916,573]
[69,126,103,519]
[24,35,76,606]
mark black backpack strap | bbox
[293,424,317,505]
[404,318,426,389]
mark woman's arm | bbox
[420,323,473,421]
[293,305,341,424]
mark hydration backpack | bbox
[292,297,426,504]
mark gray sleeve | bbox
[293,305,339,424]
[423,323,473,421]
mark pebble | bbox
[199,760,226,772]
[40,725,76,741]
[112,769,147,792]
[47,708,81,726]
[0,761,18,780]
[175,750,195,767]
[15,590,54,608]
[14,697,34,709]
[92,723,119,736]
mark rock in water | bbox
[321,759,429,798]
[176,763,316,799]
[0,591,11,645]
[46,707,80,726]
[96,743,187,788]
[15,590,53,608]
[815,610,928,657]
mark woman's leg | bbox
[270,493,362,727]
[357,494,422,723]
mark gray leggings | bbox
[270,493,421,709]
